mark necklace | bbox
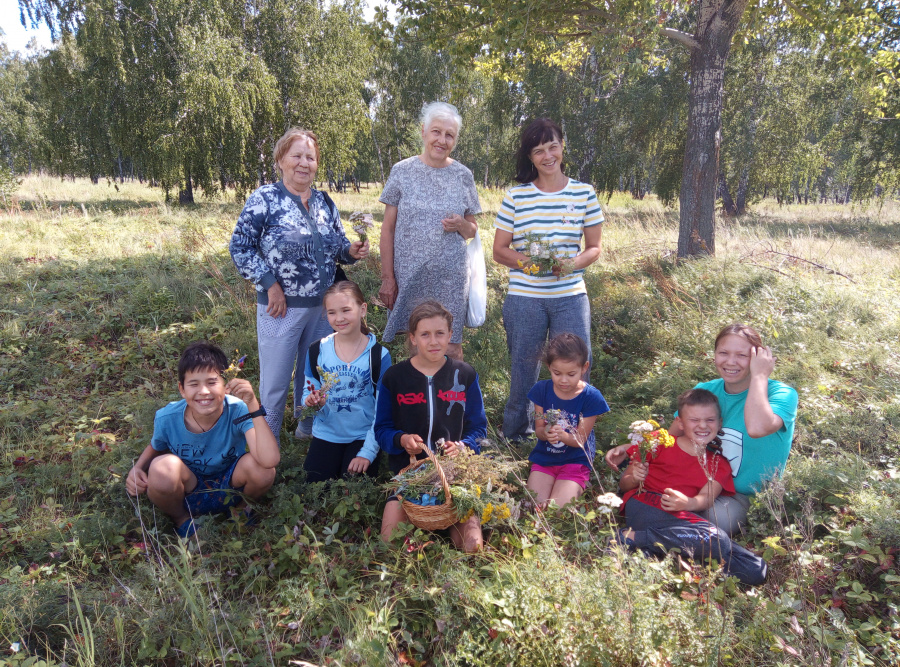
[188,411,210,433]
[335,334,366,368]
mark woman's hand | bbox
[749,345,775,380]
[379,277,398,310]
[305,389,326,407]
[745,344,785,438]
[347,457,371,474]
[492,228,532,270]
[605,444,629,471]
[400,433,424,455]
[266,283,287,318]
[660,487,692,512]
[350,240,369,260]
[442,213,477,240]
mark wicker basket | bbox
[396,447,457,531]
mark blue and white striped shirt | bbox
[494,179,604,298]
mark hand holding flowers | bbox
[299,367,340,420]
[626,419,675,493]
[538,408,583,449]
[348,211,374,242]
[516,233,573,280]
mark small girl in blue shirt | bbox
[527,333,610,508]
[301,281,391,482]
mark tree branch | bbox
[781,0,816,26]
[661,27,700,50]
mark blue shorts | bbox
[184,457,244,516]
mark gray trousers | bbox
[695,492,750,537]
[256,304,332,438]
[501,293,591,440]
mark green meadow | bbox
[1,176,898,665]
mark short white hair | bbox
[420,101,462,134]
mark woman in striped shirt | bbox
[492,118,605,441]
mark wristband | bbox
[233,406,267,425]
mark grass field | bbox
[1,176,898,666]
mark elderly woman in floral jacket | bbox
[230,127,368,439]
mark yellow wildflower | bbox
[495,503,511,520]
[474,484,482,497]
[461,509,475,522]
[481,504,493,525]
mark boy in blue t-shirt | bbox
[125,342,280,538]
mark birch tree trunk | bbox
[677,0,749,257]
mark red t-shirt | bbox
[623,441,735,521]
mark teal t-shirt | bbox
[694,378,798,495]
[151,395,253,477]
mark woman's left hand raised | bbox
[349,240,369,260]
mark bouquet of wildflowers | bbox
[348,211,374,242]
[517,232,572,279]
[223,351,247,381]
[541,408,563,428]
[626,419,675,493]
[539,408,584,448]
[299,367,340,420]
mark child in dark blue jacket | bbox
[374,300,487,552]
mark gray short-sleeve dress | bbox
[379,156,482,344]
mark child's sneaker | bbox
[294,421,313,440]
[175,518,197,539]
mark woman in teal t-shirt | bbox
[606,323,798,536]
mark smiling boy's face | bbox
[178,367,226,422]
[679,403,722,447]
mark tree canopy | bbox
[2,0,897,216]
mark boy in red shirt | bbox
[618,389,767,585]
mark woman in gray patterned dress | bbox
[377,102,481,360]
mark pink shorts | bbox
[530,463,591,488]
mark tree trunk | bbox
[719,172,737,215]
[179,165,194,204]
[735,165,749,215]
[677,0,750,257]
[370,116,385,183]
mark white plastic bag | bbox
[465,232,487,328]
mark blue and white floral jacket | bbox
[230,182,355,308]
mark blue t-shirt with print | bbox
[527,380,610,467]
[693,377,798,495]
[151,395,253,477]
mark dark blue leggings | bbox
[623,496,767,585]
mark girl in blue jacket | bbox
[301,281,391,482]
[374,300,487,552]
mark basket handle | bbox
[420,443,452,504]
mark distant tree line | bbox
[2,0,898,222]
